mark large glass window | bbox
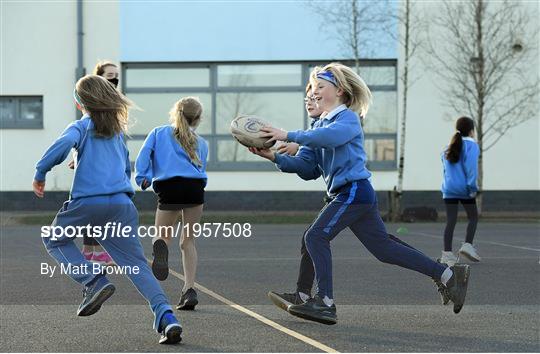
[123,61,397,171]
[216,92,304,134]
[127,67,210,88]
[363,91,397,133]
[128,93,212,136]
[218,64,302,87]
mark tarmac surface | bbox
[1,222,538,352]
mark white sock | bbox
[322,296,334,307]
[298,292,310,302]
[441,267,453,286]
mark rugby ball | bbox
[230,115,276,149]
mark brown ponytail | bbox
[92,60,118,76]
[445,116,475,163]
[169,97,203,167]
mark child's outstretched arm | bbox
[34,121,85,183]
[464,142,480,197]
[134,129,156,190]
[261,110,361,149]
[249,146,321,181]
[275,146,321,180]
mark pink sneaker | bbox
[91,252,115,266]
[83,251,93,261]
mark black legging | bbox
[83,230,99,246]
[443,198,478,252]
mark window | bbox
[0,96,43,129]
[217,64,302,87]
[123,61,397,171]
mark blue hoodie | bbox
[34,115,134,199]
[274,104,371,196]
[135,125,208,190]
[441,136,480,199]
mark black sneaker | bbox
[434,278,450,305]
[445,264,471,314]
[268,291,308,312]
[176,288,198,310]
[152,239,169,281]
[288,295,337,325]
[77,275,115,316]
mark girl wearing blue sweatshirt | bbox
[33,75,182,344]
[440,117,481,266]
[135,97,208,311]
[251,63,471,324]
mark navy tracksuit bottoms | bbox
[303,179,447,299]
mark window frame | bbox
[0,96,44,129]
[122,60,397,171]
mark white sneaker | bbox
[459,243,481,262]
[440,251,458,266]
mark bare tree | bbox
[219,71,262,161]
[308,0,392,73]
[424,0,539,213]
[386,0,426,221]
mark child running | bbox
[268,75,450,310]
[33,75,182,344]
[135,97,208,311]
[440,116,481,266]
[251,63,470,325]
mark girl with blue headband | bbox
[250,62,471,325]
[33,75,182,344]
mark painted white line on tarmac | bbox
[410,231,540,252]
[146,258,339,353]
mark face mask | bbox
[107,78,119,88]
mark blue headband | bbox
[73,88,84,107]
[316,71,337,86]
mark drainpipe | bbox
[75,0,85,118]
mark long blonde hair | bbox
[169,97,203,166]
[75,75,131,138]
[317,62,372,117]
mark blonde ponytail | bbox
[169,97,203,167]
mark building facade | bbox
[1,1,538,211]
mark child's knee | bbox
[304,227,328,248]
[180,236,195,250]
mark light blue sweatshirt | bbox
[441,136,480,199]
[34,115,134,199]
[135,125,208,190]
[275,105,371,196]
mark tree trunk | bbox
[351,0,361,75]
[391,0,411,222]
[475,0,485,216]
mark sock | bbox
[322,296,334,307]
[298,292,310,302]
[441,267,454,286]
[93,251,105,256]
[159,311,177,332]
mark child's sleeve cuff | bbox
[34,170,46,182]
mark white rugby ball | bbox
[230,115,276,149]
